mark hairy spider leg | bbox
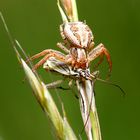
[88,43,112,77]
[57,42,69,53]
[93,54,104,70]
[26,49,63,62]
[32,52,66,72]
[88,41,105,70]
[26,50,66,72]
[88,41,95,52]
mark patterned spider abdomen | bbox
[63,22,93,48]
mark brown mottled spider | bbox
[27,21,112,80]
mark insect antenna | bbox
[96,78,126,97]
[90,73,126,97]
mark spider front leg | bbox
[26,49,63,62]
[88,43,112,76]
[93,54,104,70]
[26,49,66,72]
[32,52,66,72]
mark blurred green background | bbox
[0,0,140,140]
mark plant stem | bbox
[71,0,79,21]
[76,80,102,140]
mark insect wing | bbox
[43,57,79,77]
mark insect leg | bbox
[46,79,71,90]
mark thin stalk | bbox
[76,80,102,140]
[71,0,78,21]
[90,109,102,140]
[58,0,78,22]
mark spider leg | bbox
[60,24,66,40]
[89,42,105,70]
[88,41,95,52]
[57,42,69,53]
[32,52,66,72]
[26,49,64,62]
[88,43,112,76]
[93,54,104,70]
